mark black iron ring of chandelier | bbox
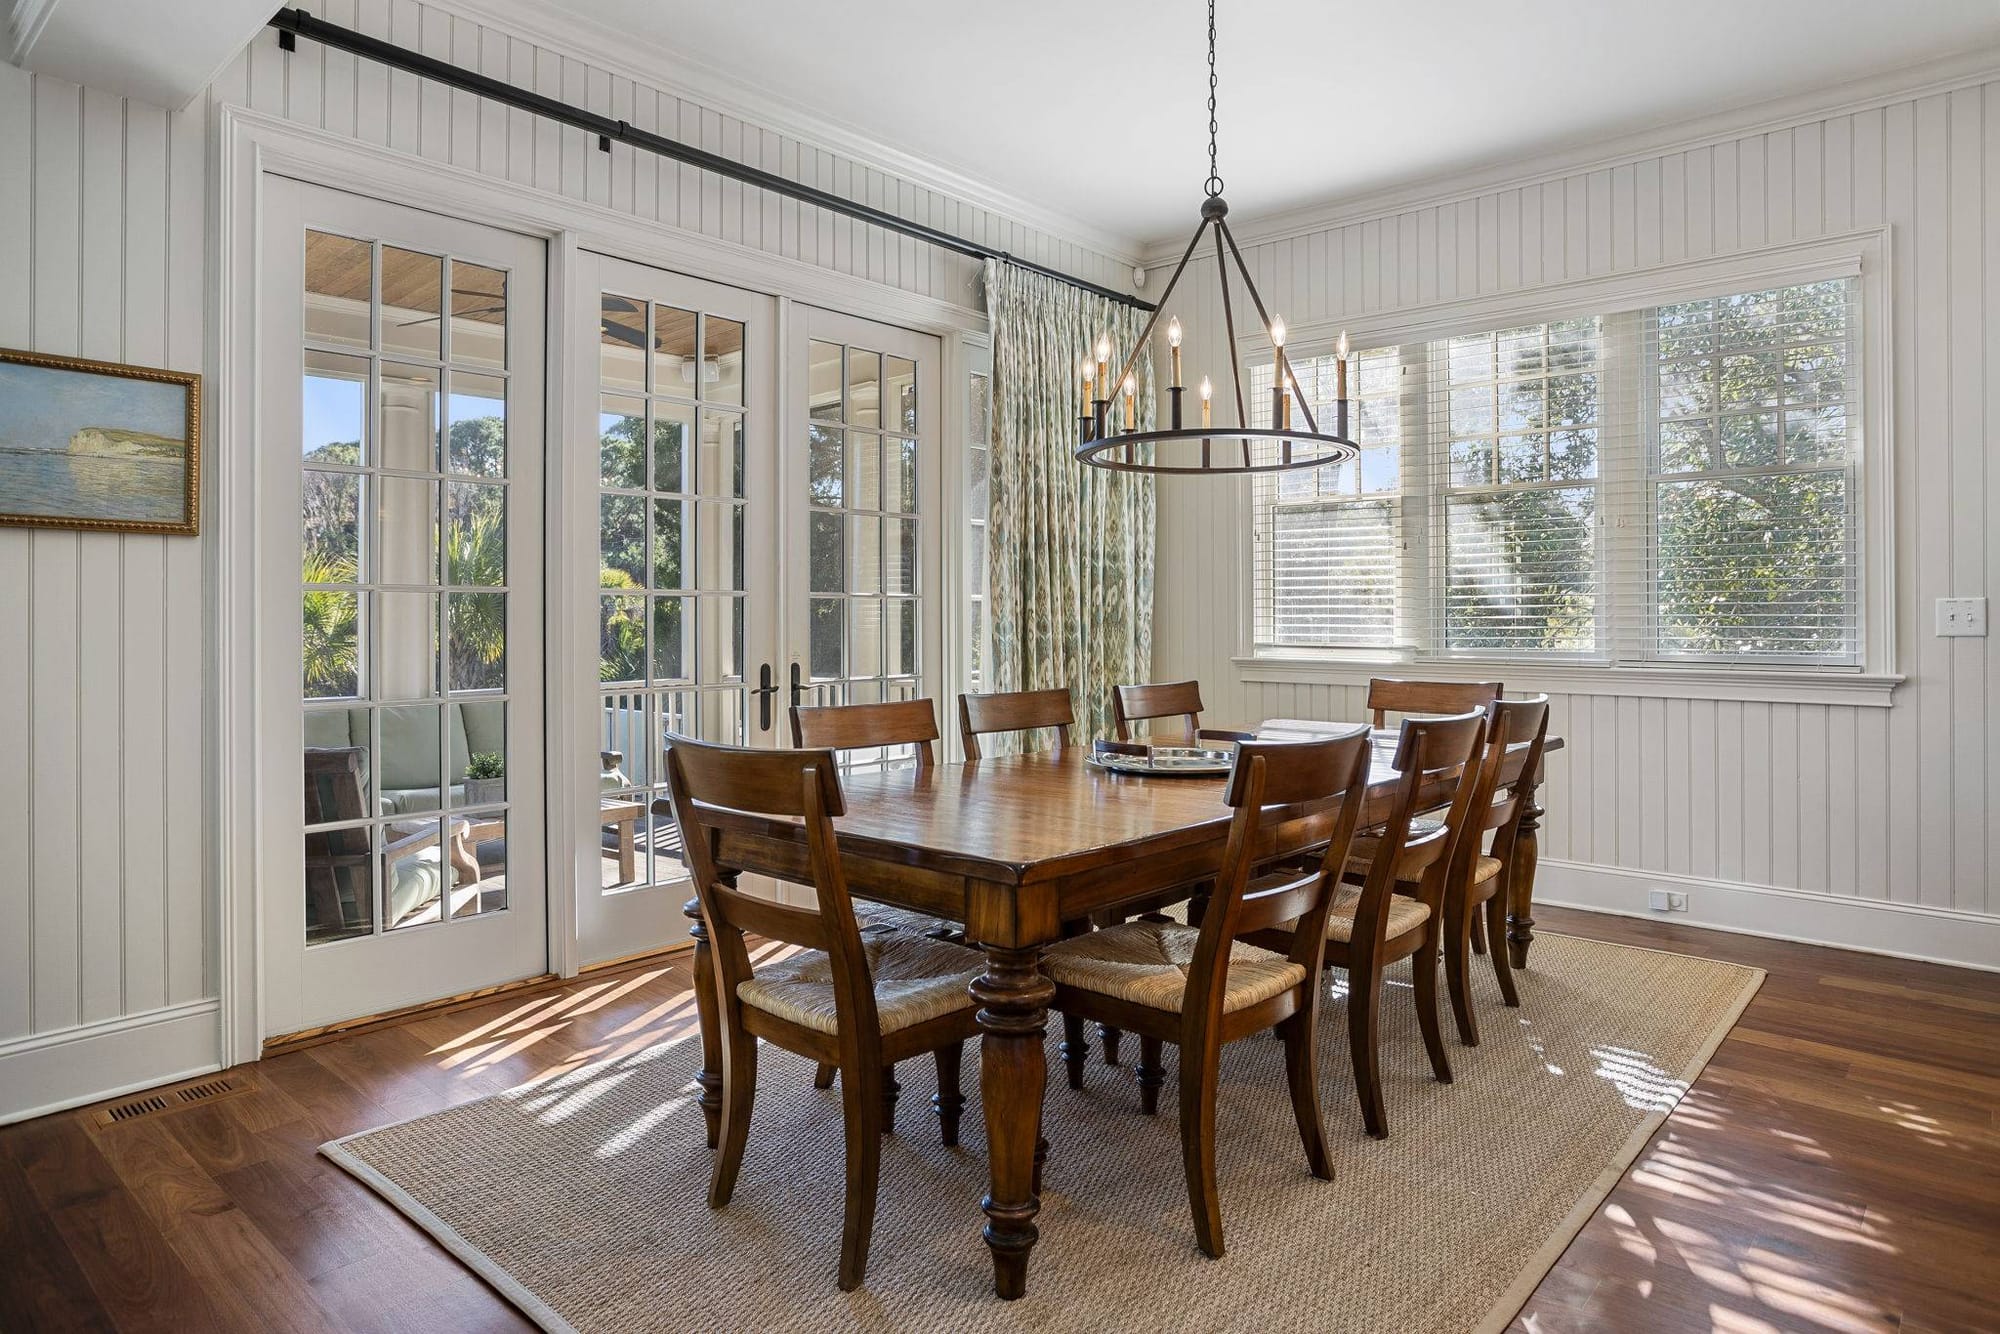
[1076,1,1358,478]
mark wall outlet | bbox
[1937,597,1988,637]
[1648,889,1690,913]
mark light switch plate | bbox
[1937,597,1988,638]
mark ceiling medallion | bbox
[1076,0,1358,477]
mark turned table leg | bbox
[1506,787,1543,971]
[971,943,1054,1301]
[684,896,722,1149]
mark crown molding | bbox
[1143,43,2000,264]
[416,0,1146,272]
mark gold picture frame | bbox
[0,346,202,536]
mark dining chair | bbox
[1043,729,1373,1259]
[790,697,939,769]
[661,735,986,1292]
[957,687,1075,760]
[1253,709,1487,1138]
[1438,695,1550,1047]
[1111,680,1255,744]
[1365,677,1502,728]
[789,696,957,1092]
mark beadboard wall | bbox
[1151,74,2000,967]
[0,0,1133,1123]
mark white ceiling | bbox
[6,0,273,108]
[511,0,2000,250]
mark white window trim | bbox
[1233,227,1899,707]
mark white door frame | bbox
[215,105,987,1067]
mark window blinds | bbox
[1248,275,1863,668]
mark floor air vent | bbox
[94,1075,247,1126]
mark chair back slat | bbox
[711,883,832,951]
[1112,679,1205,742]
[1367,678,1502,729]
[668,735,845,819]
[791,698,939,769]
[1389,709,1488,779]
[1223,724,1371,807]
[958,688,1075,760]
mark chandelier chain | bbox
[1204,0,1223,197]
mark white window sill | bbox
[1232,654,1904,708]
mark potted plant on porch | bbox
[464,751,506,808]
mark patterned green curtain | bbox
[983,260,1156,747]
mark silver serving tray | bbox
[1087,745,1235,777]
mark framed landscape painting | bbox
[0,347,201,536]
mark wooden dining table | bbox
[681,721,1560,1299]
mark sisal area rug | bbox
[325,934,1761,1333]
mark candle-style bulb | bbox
[1123,374,1136,399]
[1337,329,1349,359]
[1167,317,1182,348]
[1199,375,1212,401]
[1096,334,1111,362]
[1271,317,1286,351]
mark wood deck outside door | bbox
[681,728,1558,1298]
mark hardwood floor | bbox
[2,909,1994,1332]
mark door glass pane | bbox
[600,294,647,393]
[380,247,443,360]
[707,316,745,407]
[885,355,916,433]
[847,349,880,427]
[600,397,646,489]
[655,404,694,493]
[809,341,842,421]
[447,483,505,585]
[303,470,362,578]
[447,372,506,477]
[653,306,698,394]
[305,820,374,943]
[304,231,372,350]
[303,590,362,699]
[379,362,441,472]
[384,817,452,930]
[304,351,368,464]
[449,262,507,371]
[448,592,507,692]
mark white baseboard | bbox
[0,999,223,1125]
[1536,860,2000,973]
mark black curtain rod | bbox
[268,8,1154,311]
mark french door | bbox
[568,281,944,956]
[571,256,780,965]
[257,180,548,1036]
[789,308,945,771]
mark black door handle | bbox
[752,662,778,732]
[790,661,807,708]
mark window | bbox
[1251,275,1863,670]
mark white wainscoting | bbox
[1151,70,2000,961]
[0,2,1136,1123]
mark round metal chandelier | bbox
[1076,1,1358,477]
